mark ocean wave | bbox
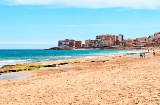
[84,56,98,58]
[0,60,27,63]
[64,56,72,58]
[0,60,27,68]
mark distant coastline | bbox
[46,46,151,50]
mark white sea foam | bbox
[64,56,71,58]
[0,60,27,68]
[0,60,26,63]
[84,56,98,58]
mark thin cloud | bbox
[60,24,160,28]
[0,42,56,44]
[2,0,160,9]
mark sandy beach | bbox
[0,52,160,105]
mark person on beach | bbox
[143,52,145,58]
[140,52,143,58]
[153,50,155,57]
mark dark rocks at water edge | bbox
[45,47,62,50]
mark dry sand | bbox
[0,52,160,105]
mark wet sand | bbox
[0,72,30,81]
[0,52,160,104]
[39,65,76,70]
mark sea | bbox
[0,49,142,68]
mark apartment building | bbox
[96,34,123,46]
[74,41,82,48]
[122,39,134,47]
[117,34,124,42]
[85,39,105,48]
[58,39,75,48]
[58,39,82,49]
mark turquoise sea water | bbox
[0,49,142,68]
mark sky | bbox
[0,0,160,49]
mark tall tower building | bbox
[119,34,124,41]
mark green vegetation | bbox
[0,65,41,74]
[0,62,70,75]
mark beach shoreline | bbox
[0,49,143,70]
[0,51,140,75]
[0,50,160,104]
[0,50,152,80]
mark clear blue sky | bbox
[0,0,160,49]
